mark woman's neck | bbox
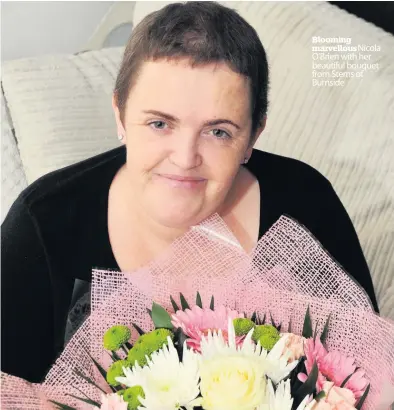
[108,166,191,270]
[132,199,189,246]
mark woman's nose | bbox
[168,131,202,170]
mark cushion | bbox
[1,91,28,223]
[1,48,124,184]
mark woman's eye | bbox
[149,120,168,130]
[211,128,231,139]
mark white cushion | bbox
[1,48,124,184]
[1,91,28,222]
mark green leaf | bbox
[179,293,190,310]
[340,370,356,388]
[313,320,320,341]
[48,400,78,410]
[270,313,282,331]
[315,390,326,401]
[355,384,370,409]
[174,327,188,361]
[105,350,114,363]
[73,369,107,395]
[196,292,203,308]
[170,295,180,313]
[210,296,215,310]
[260,313,266,325]
[132,322,145,336]
[251,311,257,323]
[87,352,108,384]
[288,317,292,333]
[295,361,318,400]
[74,386,100,403]
[66,394,101,408]
[112,351,121,361]
[302,306,313,338]
[104,350,120,391]
[151,302,174,329]
[320,314,331,344]
[269,312,277,328]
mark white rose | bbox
[200,355,267,410]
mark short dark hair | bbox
[114,1,269,135]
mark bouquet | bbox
[1,214,394,410]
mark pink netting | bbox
[1,214,394,409]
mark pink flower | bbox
[281,333,305,363]
[298,338,368,399]
[171,305,243,352]
[99,393,128,410]
[309,381,356,410]
[312,403,355,410]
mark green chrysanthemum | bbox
[127,329,173,367]
[258,333,281,351]
[127,344,148,368]
[123,386,145,410]
[106,360,129,387]
[252,324,280,351]
[233,318,255,336]
[103,325,131,351]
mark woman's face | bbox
[113,58,261,228]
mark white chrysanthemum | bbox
[265,334,299,384]
[115,337,201,410]
[201,319,298,381]
[257,379,311,410]
[200,318,268,360]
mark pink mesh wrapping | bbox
[1,214,394,409]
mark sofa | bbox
[2,1,393,319]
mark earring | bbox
[118,134,124,141]
[244,157,249,164]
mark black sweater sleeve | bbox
[1,195,56,382]
[313,180,379,313]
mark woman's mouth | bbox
[155,173,207,189]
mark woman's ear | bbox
[112,94,126,141]
[245,115,267,158]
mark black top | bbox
[1,146,378,383]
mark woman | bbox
[1,1,378,384]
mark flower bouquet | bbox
[1,214,394,410]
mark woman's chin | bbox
[151,204,206,229]
[142,186,214,228]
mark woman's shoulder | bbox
[248,148,331,192]
[20,146,126,209]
